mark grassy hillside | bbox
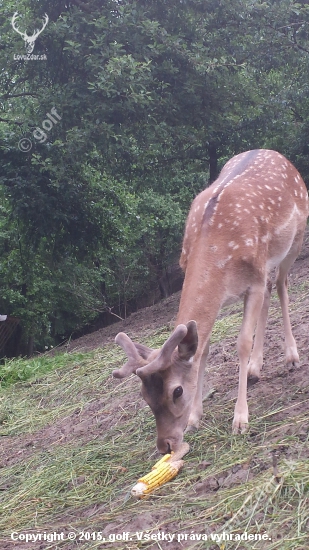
[0,235,309,550]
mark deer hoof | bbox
[232,410,249,435]
[285,346,299,368]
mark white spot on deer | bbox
[217,255,232,269]
[218,223,223,229]
[265,185,271,190]
[261,234,268,243]
[210,245,218,252]
[228,241,235,248]
[294,190,298,197]
[245,238,254,246]
[233,244,239,250]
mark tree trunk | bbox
[27,334,34,357]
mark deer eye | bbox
[173,386,183,399]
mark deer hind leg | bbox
[185,340,210,432]
[233,287,264,434]
[247,278,272,381]
[276,254,300,367]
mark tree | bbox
[0,0,309,354]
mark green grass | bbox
[0,351,91,389]
[0,282,308,549]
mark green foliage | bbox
[0,0,309,353]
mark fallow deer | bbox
[113,149,308,454]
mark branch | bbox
[1,92,39,99]
[267,23,309,55]
[64,286,125,321]
[291,36,309,55]
[277,22,307,30]
[105,307,124,321]
[0,117,24,126]
[290,106,304,122]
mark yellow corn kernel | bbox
[152,453,173,469]
[131,459,184,498]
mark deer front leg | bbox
[185,341,210,432]
[233,288,264,434]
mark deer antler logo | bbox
[11,12,49,54]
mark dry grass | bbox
[0,285,308,549]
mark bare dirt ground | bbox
[1,228,309,550]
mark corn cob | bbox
[131,442,190,498]
[131,458,184,498]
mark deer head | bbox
[113,322,198,453]
[12,12,49,54]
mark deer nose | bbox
[156,437,172,454]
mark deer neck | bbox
[176,242,225,347]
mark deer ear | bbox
[178,320,198,360]
[134,343,153,360]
